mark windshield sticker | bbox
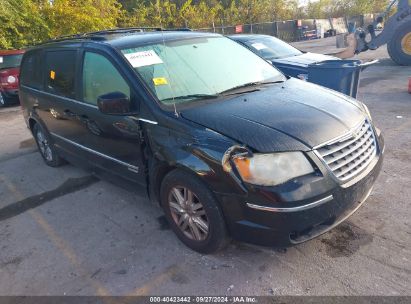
[251,43,268,51]
[124,50,163,68]
[153,77,168,86]
[0,57,3,63]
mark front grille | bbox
[316,120,377,181]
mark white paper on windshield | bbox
[124,50,163,68]
[251,43,268,50]
[0,57,3,63]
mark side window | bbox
[82,52,130,105]
[45,50,77,99]
[20,51,43,89]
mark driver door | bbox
[62,50,146,186]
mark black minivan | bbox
[19,29,384,253]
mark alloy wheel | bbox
[168,186,209,241]
[401,32,411,56]
[36,130,53,162]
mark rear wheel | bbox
[160,169,229,253]
[33,123,65,167]
[387,21,411,66]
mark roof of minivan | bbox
[36,31,222,50]
[228,34,272,41]
[109,31,221,49]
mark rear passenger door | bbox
[35,49,93,166]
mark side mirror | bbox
[97,92,130,115]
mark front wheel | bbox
[160,169,229,254]
[387,21,411,66]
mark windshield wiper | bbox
[219,80,284,96]
[161,94,219,102]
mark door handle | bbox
[63,109,76,117]
[79,114,90,123]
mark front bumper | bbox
[216,131,384,247]
[1,89,19,104]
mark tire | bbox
[0,93,6,107]
[387,20,411,66]
[33,123,65,167]
[160,169,229,254]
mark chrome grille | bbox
[316,120,377,181]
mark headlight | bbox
[297,74,308,81]
[7,76,16,84]
[361,102,372,120]
[232,152,314,186]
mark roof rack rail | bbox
[88,27,192,35]
[35,34,104,46]
[163,28,192,32]
[87,27,164,35]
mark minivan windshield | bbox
[240,36,303,60]
[121,36,285,106]
[0,54,23,70]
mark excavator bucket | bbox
[333,33,358,59]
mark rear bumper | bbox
[217,132,384,247]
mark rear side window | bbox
[82,52,130,105]
[20,51,43,90]
[45,50,77,99]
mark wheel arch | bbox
[28,117,37,133]
[148,153,218,206]
[27,116,54,144]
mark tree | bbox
[0,0,392,48]
[43,0,122,38]
[0,0,49,49]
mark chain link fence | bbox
[194,14,379,42]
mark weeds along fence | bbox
[193,14,379,42]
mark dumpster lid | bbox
[309,59,362,68]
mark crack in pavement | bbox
[358,251,411,275]
[0,175,99,221]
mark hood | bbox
[181,78,365,153]
[272,52,338,68]
[0,67,20,76]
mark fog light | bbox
[7,76,17,84]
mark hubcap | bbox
[401,32,411,55]
[168,187,209,241]
[36,130,53,161]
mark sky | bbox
[299,0,319,7]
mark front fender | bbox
[146,124,246,204]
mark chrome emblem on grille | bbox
[352,129,362,140]
[351,122,364,140]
